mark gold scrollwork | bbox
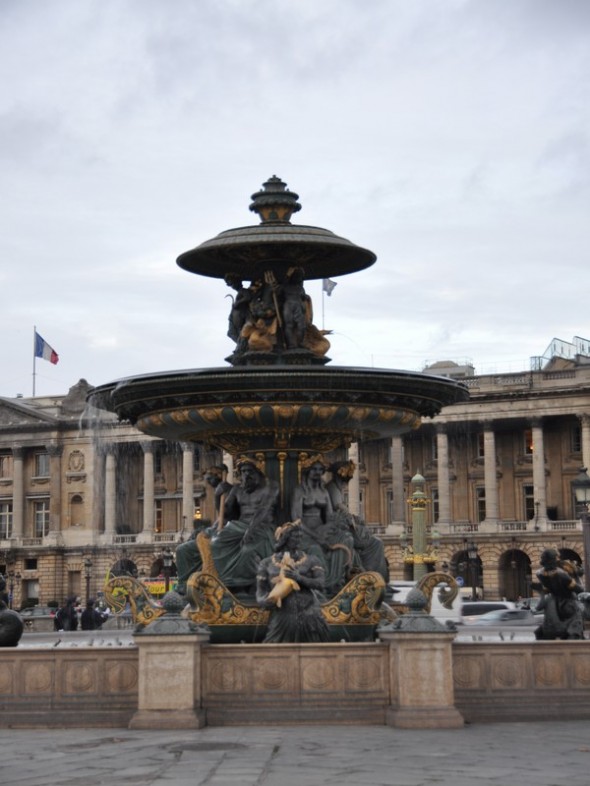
[320,572,385,625]
[187,572,270,627]
[103,575,166,628]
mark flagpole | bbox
[322,286,325,330]
[32,325,37,396]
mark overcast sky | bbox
[2,0,589,398]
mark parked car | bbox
[20,605,56,617]
[465,608,538,626]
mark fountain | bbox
[91,176,469,643]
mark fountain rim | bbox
[88,365,470,423]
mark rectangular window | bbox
[34,452,50,477]
[155,500,163,533]
[476,433,485,459]
[387,489,394,523]
[432,488,439,522]
[476,487,486,523]
[193,447,201,473]
[0,454,11,479]
[524,429,534,455]
[34,499,50,537]
[154,451,162,475]
[0,502,12,538]
[341,489,365,519]
[431,436,438,461]
[523,484,535,521]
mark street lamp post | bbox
[162,547,173,594]
[572,467,590,592]
[401,472,439,582]
[467,540,479,600]
[7,570,14,609]
[83,557,93,602]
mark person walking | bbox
[80,598,108,631]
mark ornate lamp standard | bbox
[162,547,173,594]
[571,467,590,591]
[401,471,439,581]
[83,557,93,602]
[467,540,479,600]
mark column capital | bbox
[11,446,25,460]
[140,441,155,454]
[530,417,544,428]
[578,414,590,427]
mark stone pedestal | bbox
[129,594,210,730]
[380,629,464,729]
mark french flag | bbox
[34,330,59,365]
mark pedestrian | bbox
[54,596,79,631]
[80,598,108,631]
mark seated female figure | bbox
[290,455,356,597]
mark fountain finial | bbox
[249,176,301,223]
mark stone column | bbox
[387,435,406,533]
[11,446,24,540]
[482,422,499,528]
[140,441,155,539]
[380,622,463,728]
[104,447,116,538]
[129,601,209,729]
[47,443,63,534]
[347,442,361,516]
[531,419,547,526]
[579,414,590,473]
[181,443,194,533]
[436,425,451,526]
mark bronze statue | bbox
[281,266,309,349]
[211,457,279,594]
[224,274,252,347]
[224,264,330,361]
[256,521,329,643]
[291,454,356,597]
[326,460,390,584]
[533,548,584,640]
[0,574,24,647]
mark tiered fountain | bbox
[91,176,469,641]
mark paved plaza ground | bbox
[4,720,590,786]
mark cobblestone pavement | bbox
[3,721,590,786]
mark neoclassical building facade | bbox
[1,344,590,607]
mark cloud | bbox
[1,0,589,395]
